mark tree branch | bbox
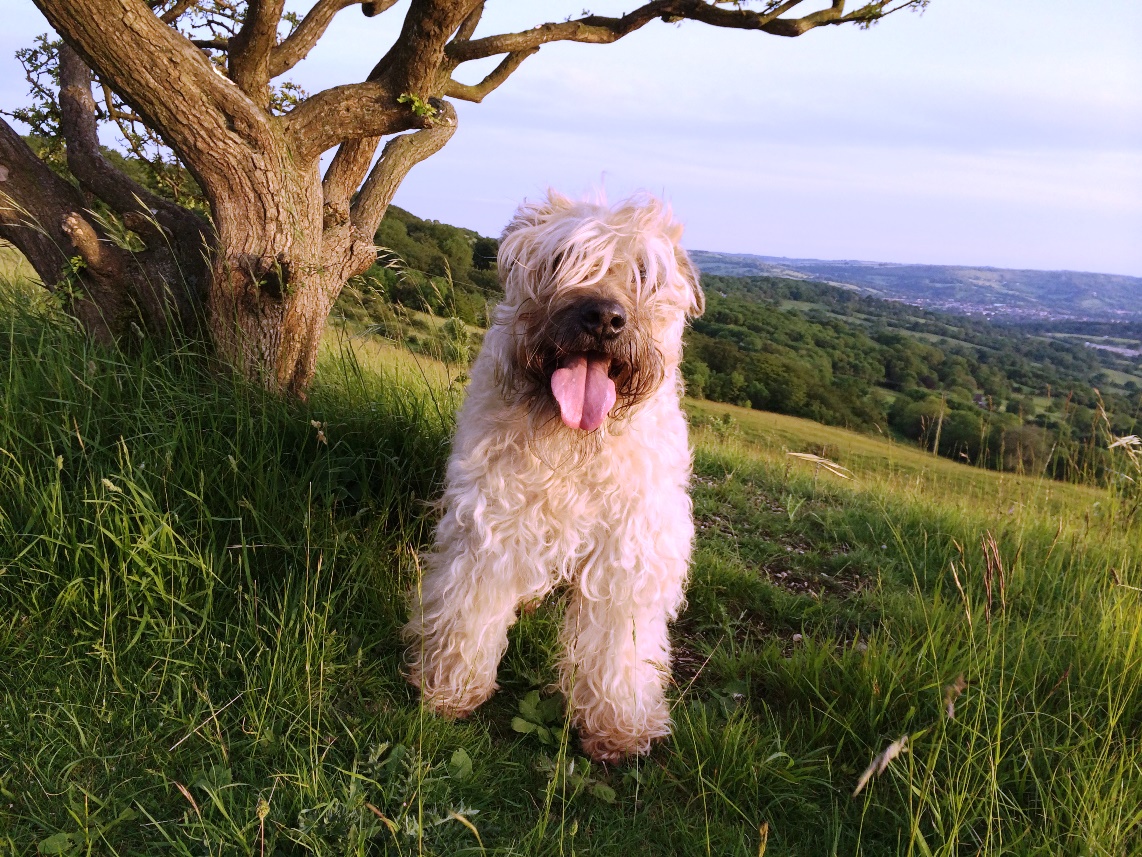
[351,99,457,241]
[447,0,681,61]
[58,46,209,244]
[272,0,478,161]
[368,0,482,93]
[158,0,197,24]
[0,118,84,284]
[283,80,418,161]
[228,0,287,105]
[191,37,230,51]
[0,116,130,339]
[443,47,537,103]
[447,0,923,63]
[451,2,484,45]
[270,0,398,79]
[33,0,274,194]
[0,113,122,282]
[321,136,381,230]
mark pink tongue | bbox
[550,354,617,432]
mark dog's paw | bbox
[579,731,659,765]
[405,669,496,719]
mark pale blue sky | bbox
[4,1,1141,275]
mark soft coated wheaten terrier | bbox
[403,191,704,762]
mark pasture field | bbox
[1,282,1141,855]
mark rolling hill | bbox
[691,250,1142,321]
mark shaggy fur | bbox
[403,191,704,762]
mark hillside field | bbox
[2,284,1142,855]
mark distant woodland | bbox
[340,209,1142,486]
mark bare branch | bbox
[447,1,681,62]
[0,117,139,339]
[61,211,127,279]
[351,100,457,240]
[452,2,484,45]
[270,0,397,79]
[447,0,924,63]
[158,0,197,24]
[99,81,146,124]
[368,0,481,92]
[228,0,287,104]
[191,37,230,50]
[322,136,381,229]
[0,118,84,282]
[444,48,537,103]
[283,80,419,161]
[279,4,475,159]
[58,46,208,242]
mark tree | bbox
[0,0,928,396]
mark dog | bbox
[402,191,704,762]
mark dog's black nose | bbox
[578,299,627,339]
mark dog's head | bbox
[491,191,704,432]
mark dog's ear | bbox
[675,248,705,319]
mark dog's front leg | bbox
[559,509,692,763]
[403,498,547,718]
[402,545,518,717]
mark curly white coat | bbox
[403,191,704,762]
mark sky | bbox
[3,1,1141,276]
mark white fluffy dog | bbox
[403,191,704,762]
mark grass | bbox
[0,243,38,291]
[2,278,1141,855]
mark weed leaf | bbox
[449,747,473,780]
[37,833,76,855]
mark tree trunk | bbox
[201,109,457,396]
[205,148,330,396]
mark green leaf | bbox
[193,764,232,791]
[537,696,563,724]
[722,679,748,697]
[518,690,541,722]
[384,743,408,780]
[591,783,617,804]
[397,92,437,117]
[511,716,537,734]
[37,833,76,855]
[448,747,473,780]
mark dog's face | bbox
[492,192,704,432]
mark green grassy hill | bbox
[2,276,1141,855]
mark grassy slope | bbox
[2,287,1141,855]
[0,243,38,289]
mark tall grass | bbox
[2,278,1140,855]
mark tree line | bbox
[337,222,1141,486]
[684,275,1140,483]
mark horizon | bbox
[687,248,1142,281]
[386,202,1142,281]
